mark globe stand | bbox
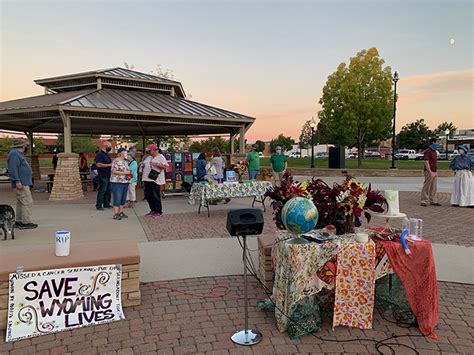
[286,234,310,244]
[230,234,263,346]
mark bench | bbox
[0,241,141,330]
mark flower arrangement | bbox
[258,168,273,181]
[265,173,387,233]
[232,161,248,182]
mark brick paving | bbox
[140,209,277,242]
[367,192,474,247]
[0,276,472,354]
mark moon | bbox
[449,38,456,45]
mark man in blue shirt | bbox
[95,141,113,210]
[7,138,37,229]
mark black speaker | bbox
[226,209,264,236]
[328,146,345,169]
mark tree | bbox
[299,120,315,149]
[32,138,47,154]
[189,137,228,154]
[434,122,457,138]
[318,47,394,167]
[396,119,433,150]
[270,134,295,152]
[254,140,265,152]
[57,135,100,153]
[0,137,13,154]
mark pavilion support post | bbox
[25,131,41,180]
[142,135,146,154]
[60,110,72,153]
[230,134,235,155]
[51,110,83,201]
[239,127,245,154]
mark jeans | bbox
[96,176,111,208]
[249,170,259,180]
[144,181,162,214]
[111,182,129,207]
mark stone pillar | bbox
[27,155,41,180]
[49,153,84,201]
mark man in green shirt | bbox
[246,144,260,179]
[270,146,288,187]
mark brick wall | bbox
[0,262,141,331]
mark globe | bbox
[281,197,319,235]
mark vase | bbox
[344,215,355,234]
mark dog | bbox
[0,205,15,240]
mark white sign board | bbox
[6,264,124,342]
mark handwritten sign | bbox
[6,265,124,342]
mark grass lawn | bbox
[1,157,451,170]
[259,157,451,170]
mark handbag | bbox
[148,168,160,180]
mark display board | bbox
[163,152,197,193]
[6,265,124,342]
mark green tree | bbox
[270,134,295,152]
[189,137,228,154]
[32,138,47,154]
[254,140,265,152]
[57,135,100,153]
[318,47,394,167]
[396,119,433,150]
[434,122,457,138]
[0,137,13,154]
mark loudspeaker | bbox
[328,146,345,169]
[226,209,264,236]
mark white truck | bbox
[395,149,417,160]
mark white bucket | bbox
[55,231,71,257]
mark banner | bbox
[6,264,124,342]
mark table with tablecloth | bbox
[270,230,397,337]
[189,181,272,216]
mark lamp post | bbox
[390,71,399,169]
[310,117,316,168]
[445,129,450,160]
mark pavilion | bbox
[0,67,255,199]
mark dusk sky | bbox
[1,0,472,141]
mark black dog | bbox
[0,205,15,240]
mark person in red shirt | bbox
[420,138,442,206]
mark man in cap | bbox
[7,138,37,229]
[246,143,260,180]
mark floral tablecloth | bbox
[272,230,393,335]
[189,181,272,205]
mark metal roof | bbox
[0,88,254,136]
[35,67,180,85]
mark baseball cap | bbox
[146,144,158,151]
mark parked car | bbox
[414,153,424,160]
[365,151,381,159]
[395,149,417,160]
[287,152,301,158]
[315,152,329,159]
[346,152,358,159]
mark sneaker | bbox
[96,207,104,211]
[431,202,442,206]
[20,223,38,229]
[104,205,113,209]
[120,212,128,218]
[152,212,162,218]
[145,212,154,217]
[113,214,122,220]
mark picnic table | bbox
[189,181,272,217]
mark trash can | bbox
[328,147,345,169]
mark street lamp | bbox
[310,117,317,168]
[390,71,399,169]
[445,129,450,160]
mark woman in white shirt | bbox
[142,144,169,217]
[110,148,131,220]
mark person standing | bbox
[79,152,88,172]
[142,144,168,217]
[211,147,224,183]
[7,138,37,229]
[110,148,131,220]
[196,152,207,182]
[247,144,260,180]
[126,150,138,208]
[95,141,113,211]
[420,138,442,207]
[449,145,473,207]
[270,146,288,187]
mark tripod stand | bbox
[230,234,263,346]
